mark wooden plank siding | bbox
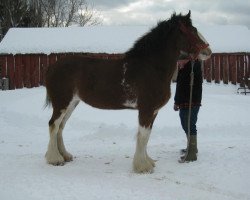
[247,55,250,78]
[39,54,48,86]
[0,53,249,89]
[6,55,15,89]
[14,55,23,88]
[0,56,7,77]
[22,55,31,88]
[228,55,237,84]
[203,53,250,85]
[214,55,220,83]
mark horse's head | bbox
[176,11,212,61]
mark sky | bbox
[90,0,250,29]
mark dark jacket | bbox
[174,60,202,108]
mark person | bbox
[174,59,202,162]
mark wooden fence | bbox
[0,53,123,90]
[203,53,250,86]
[0,53,249,90]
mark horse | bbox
[45,11,212,173]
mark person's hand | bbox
[174,104,179,111]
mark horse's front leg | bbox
[133,111,157,173]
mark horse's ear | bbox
[171,11,177,19]
[186,10,191,19]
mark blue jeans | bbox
[179,106,200,135]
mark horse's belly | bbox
[80,89,126,110]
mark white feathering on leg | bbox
[133,125,155,173]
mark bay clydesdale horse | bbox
[45,11,212,173]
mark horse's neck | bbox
[152,34,181,68]
[125,33,181,80]
[153,46,180,73]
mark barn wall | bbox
[203,53,250,85]
[0,53,249,90]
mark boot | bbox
[180,134,198,154]
[180,135,197,162]
[180,148,198,154]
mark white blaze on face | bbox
[198,31,208,44]
[197,31,212,60]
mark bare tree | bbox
[0,0,29,37]
[40,0,102,27]
[0,0,101,40]
[26,0,43,27]
[0,0,45,40]
[77,1,102,26]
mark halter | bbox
[179,22,209,60]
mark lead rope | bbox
[179,60,195,163]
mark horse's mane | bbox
[125,13,192,58]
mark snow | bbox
[0,25,250,55]
[0,26,149,55]
[1,83,250,200]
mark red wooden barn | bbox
[0,25,249,90]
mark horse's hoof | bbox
[134,166,154,174]
[133,160,155,174]
[147,155,156,167]
[52,161,65,166]
[47,159,65,166]
[45,152,65,166]
[63,152,73,162]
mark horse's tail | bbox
[44,91,52,109]
[44,65,52,109]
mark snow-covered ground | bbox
[0,83,250,200]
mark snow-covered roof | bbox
[0,25,250,55]
[0,26,148,55]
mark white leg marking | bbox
[133,125,155,173]
[57,97,79,162]
[46,111,66,165]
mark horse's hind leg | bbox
[57,98,79,162]
[46,96,79,165]
[133,111,158,173]
[46,108,67,165]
